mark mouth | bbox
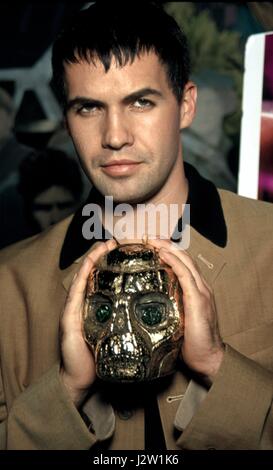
[96,333,149,382]
[97,354,147,382]
[101,160,142,177]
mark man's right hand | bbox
[59,239,117,408]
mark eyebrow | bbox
[123,87,163,104]
[66,87,163,112]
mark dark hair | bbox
[51,2,190,109]
[18,148,83,203]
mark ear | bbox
[179,81,197,129]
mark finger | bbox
[149,238,193,265]
[66,239,117,313]
[62,257,93,333]
[150,238,208,294]
[158,248,200,298]
[166,248,208,294]
[87,238,117,259]
[71,239,117,294]
[147,236,170,247]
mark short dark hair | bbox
[51,2,191,109]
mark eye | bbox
[77,106,97,116]
[136,303,165,326]
[76,103,101,116]
[133,98,154,109]
[95,304,113,323]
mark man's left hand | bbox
[148,238,224,384]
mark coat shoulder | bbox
[218,189,273,230]
[0,215,73,270]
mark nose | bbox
[102,109,134,150]
[111,297,132,334]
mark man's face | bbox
[64,52,190,204]
[32,185,76,230]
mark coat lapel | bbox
[187,226,227,286]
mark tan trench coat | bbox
[0,165,273,450]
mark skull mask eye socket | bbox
[134,292,170,329]
[136,303,165,326]
[89,294,113,324]
[95,304,113,323]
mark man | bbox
[18,148,83,234]
[0,2,272,450]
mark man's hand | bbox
[148,238,224,383]
[60,239,117,407]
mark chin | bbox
[92,176,159,204]
[112,192,153,205]
[96,187,148,205]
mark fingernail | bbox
[142,234,148,244]
[106,238,117,249]
[159,247,168,257]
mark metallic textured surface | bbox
[83,243,184,382]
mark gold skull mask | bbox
[83,243,184,382]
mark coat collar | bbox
[183,162,227,248]
[61,162,227,292]
[183,163,227,286]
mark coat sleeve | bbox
[0,362,98,450]
[176,344,273,450]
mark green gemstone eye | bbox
[139,304,163,326]
[95,304,112,323]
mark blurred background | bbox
[0,1,272,249]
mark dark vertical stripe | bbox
[144,390,166,450]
